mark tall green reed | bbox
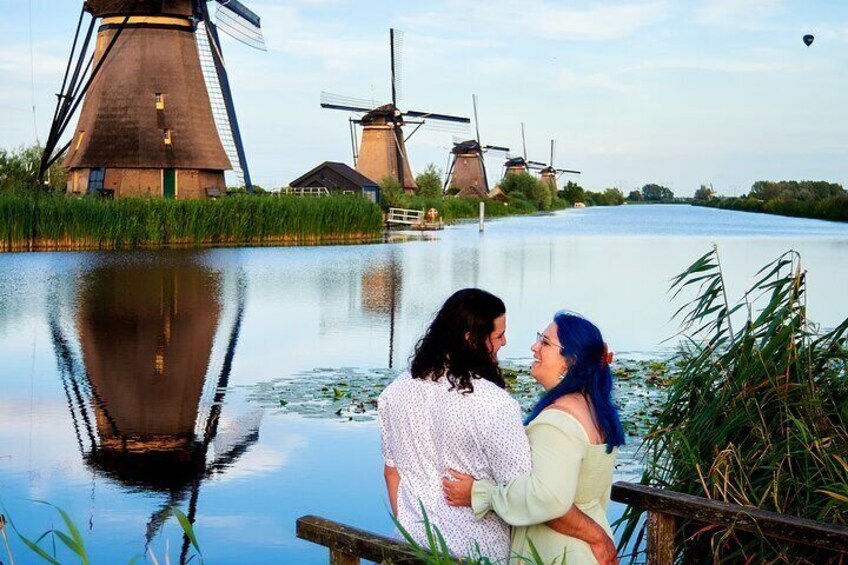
[0,192,384,251]
[618,247,848,563]
[0,502,203,564]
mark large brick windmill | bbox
[38,0,265,198]
[321,29,470,193]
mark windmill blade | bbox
[197,10,253,189]
[521,122,527,160]
[557,168,581,175]
[214,0,266,51]
[483,144,510,153]
[321,102,375,114]
[320,91,376,114]
[321,91,380,111]
[550,139,556,167]
[390,28,403,107]
[421,121,471,135]
[472,94,481,144]
[403,110,470,124]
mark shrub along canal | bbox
[0,204,846,563]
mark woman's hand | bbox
[441,469,475,507]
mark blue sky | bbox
[1,0,846,195]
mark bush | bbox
[1,145,66,192]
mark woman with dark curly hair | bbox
[379,291,614,562]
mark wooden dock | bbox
[386,207,443,231]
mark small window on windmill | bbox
[75,131,86,150]
[155,93,165,110]
[163,129,172,146]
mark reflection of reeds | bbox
[619,247,848,563]
[0,193,384,251]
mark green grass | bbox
[618,247,848,563]
[0,192,384,251]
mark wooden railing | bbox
[297,481,848,564]
[386,207,425,226]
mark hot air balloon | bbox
[803,34,815,47]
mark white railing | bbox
[279,187,330,197]
[386,208,425,226]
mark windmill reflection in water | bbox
[47,260,257,562]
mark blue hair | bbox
[524,312,625,453]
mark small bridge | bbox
[297,481,848,564]
[386,208,443,230]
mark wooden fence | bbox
[297,481,848,564]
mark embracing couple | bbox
[378,288,624,564]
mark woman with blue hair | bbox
[443,311,625,564]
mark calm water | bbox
[1,205,847,563]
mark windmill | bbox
[444,95,509,199]
[538,140,581,191]
[321,29,470,193]
[39,0,265,198]
[502,123,547,179]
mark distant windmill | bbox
[444,95,509,199]
[538,140,581,190]
[321,29,470,193]
[502,123,547,179]
[39,0,265,197]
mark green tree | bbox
[559,180,585,205]
[627,190,643,202]
[602,188,625,205]
[499,172,551,209]
[415,163,443,198]
[379,176,407,209]
[0,145,66,192]
[694,184,715,201]
[642,183,674,201]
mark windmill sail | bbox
[196,21,245,187]
[214,0,266,51]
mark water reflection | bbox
[361,254,402,367]
[47,259,257,559]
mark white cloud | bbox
[400,0,671,42]
[556,67,629,92]
[694,0,786,30]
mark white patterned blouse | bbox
[378,371,532,561]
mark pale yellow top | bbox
[471,409,618,564]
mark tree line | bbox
[695,180,847,222]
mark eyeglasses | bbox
[536,332,562,349]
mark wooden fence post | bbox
[647,510,676,565]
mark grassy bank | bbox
[0,192,384,251]
[694,195,848,222]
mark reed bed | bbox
[619,247,848,563]
[0,192,384,251]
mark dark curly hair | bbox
[410,288,506,393]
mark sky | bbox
[0,0,846,196]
